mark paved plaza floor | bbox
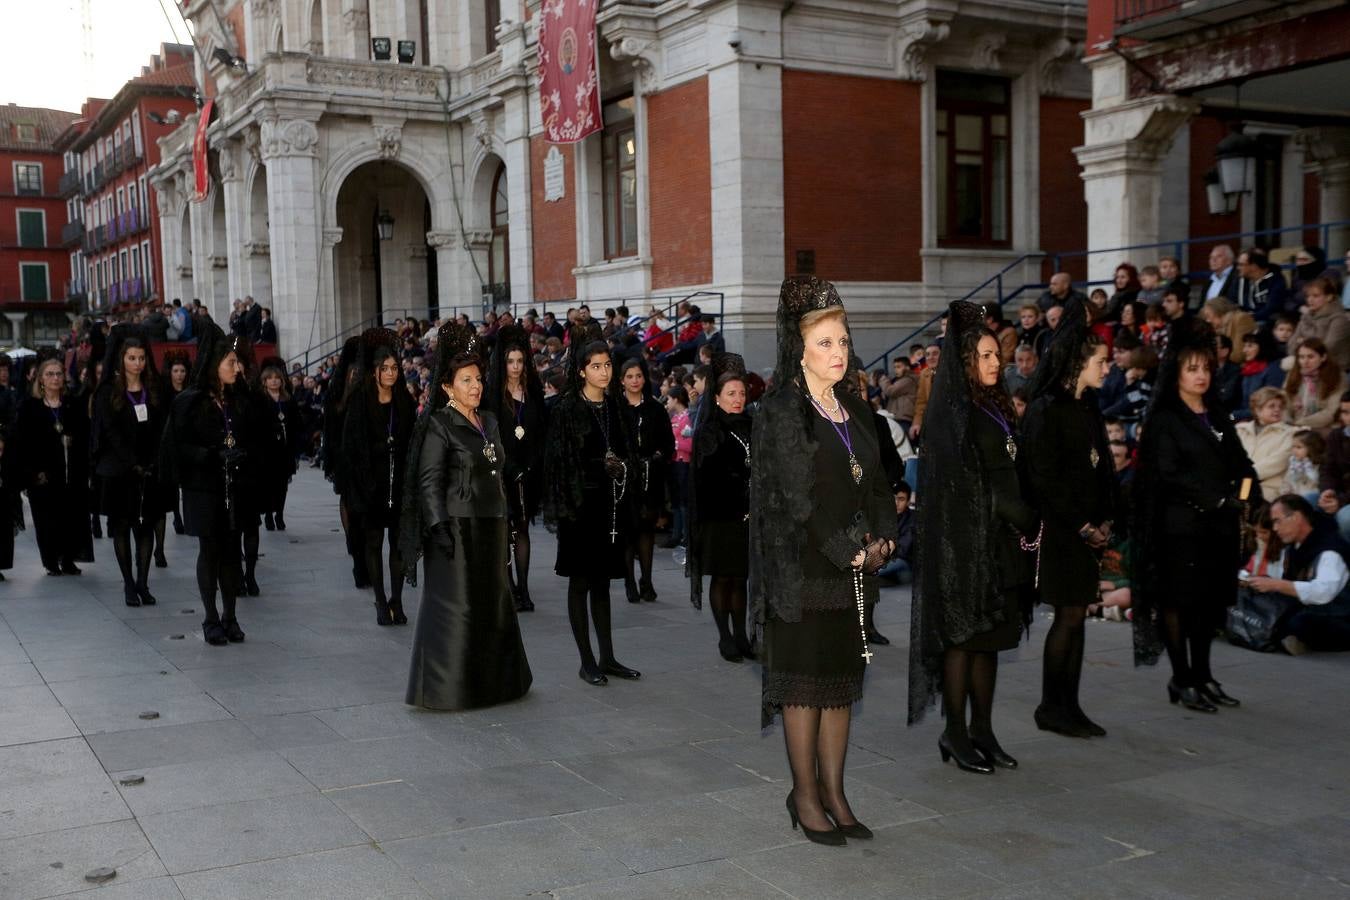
[1,468,1348,899]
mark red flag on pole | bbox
[191,99,214,203]
[537,0,602,144]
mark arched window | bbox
[489,164,509,292]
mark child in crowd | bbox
[1137,265,1164,305]
[1110,439,1134,489]
[908,344,927,370]
[1142,303,1168,351]
[665,386,693,549]
[1016,304,1043,347]
[1104,417,1130,448]
[1091,537,1132,621]
[1241,505,1284,579]
[1011,386,1029,420]
[1271,314,1297,358]
[1101,346,1157,430]
[1285,430,1325,499]
[877,480,915,587]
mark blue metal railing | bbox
[864,219,1350,372]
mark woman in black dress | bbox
[16,357,91,575]
[0,432,20,580]
[751,277,896,845]
[341,330,415,626]
[402,322,532,709]
[90,326,169,607]
[160,325,257,646]
[1134,320,1257,711]
[1021,300,1117,738]
[485,325,547,612]
[908,301,1040,774]
[544,326,641,686]
[616,357,673,604]
[324,337,369,589]
[257,358,302,532]
[690,354,754,660]
[158,349,192,546]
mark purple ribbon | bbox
[809,396,855,459]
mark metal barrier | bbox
[864,219,1350,372]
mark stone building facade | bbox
[152,0,1092,366]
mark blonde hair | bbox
[31,359,65,399]
[1248,386,1286,415]
[798,306,847,337]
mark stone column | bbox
[704,0,787,364]
[218,140,249,304]
[426,229,457,319]
[188,190,213,317]
[1075,56,1197,282]
[152,183,181,303]
[1297,127,1350,259]
[259,109,325,358]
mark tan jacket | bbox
[1287,303,1350,371]
[912,368,935,432]
[1220,310,1256,354]
[1236,420,1295,502]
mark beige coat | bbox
[1236,420,1295,502]
[1289,371,1348,431]
[1287,302,1350,371]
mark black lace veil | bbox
[907,300,1006,725]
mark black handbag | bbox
[1226,586,1301,652]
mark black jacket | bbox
[90,381,167,479]
[341,385,416,516]
[694,411,750,523]
[1021,393,1117,604]
[971,411,1038,591]
[16,395,90,490]
[417,406,507,525]
[1145,402,1255,536]
[258,319,278,344]
[160,388,259,495]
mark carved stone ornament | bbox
[343,8,368,31]
[259,116,319,159]
[306,58,441,96]
[425,230,456,249]
[896,19,949,82]
[216,143,241,183]
[243,241,270,257]
[971,32,1006,72]
[608,35,657,91]
[373,122,402,160]
[242,127,262,164]
[471,112,492,149]
[323,227,344,247]
[464,228,494,248]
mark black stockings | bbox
[195,534,241,624]
[709,576,749,649]
[508,523,531,597]
[363,525,404,607]
[1042,605,1087,713]
[567,576,615,666]
[111,519,154,590]
[153,515,167,560]
[243,526,260,579]
[1161,608,1214,687]
[782,705,857,831]
[625,530,655,586]
[943,649,1000,750]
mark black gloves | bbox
[430,521,455,557]
[860,534,893,576]
[218,447,245,468]
[603,453,627,482]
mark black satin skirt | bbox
[406,516,532,711]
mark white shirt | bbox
[1286,546,1350,606]
[1207,265,1234,300]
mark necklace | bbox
[728,426,751,521]
[466,411,498,464]
[977,404,1017,461]
[853,566,871,665]
[512,397,525,441]
[808,393,862,485]
[585,397,627,542]
[385,401,397,508]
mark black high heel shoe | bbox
[203,621,228,646]
[969,734,1018,769]
[734,636,757,661]
[243,572,261,597]
[154,551,168,569]
[264,513,275,531]
[274,513,286,531]
[1198,681,1239,707]
[222,618,245,643]
[1168,679,1218,713]
[136,585,157,606]
[718,638,744,663]
[1069,707,1107,737]
[938,733,994,774]
[375,601,393,626]
[786,792,846,846]
[124,585,141,607]
[624,578,641,604]
[390,599,407,626]
[639,578,657,603]
[823,806,873,840]
[1034,704,1094,738]
[579,663,608,686]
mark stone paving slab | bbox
[1,468,1347,898]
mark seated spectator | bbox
[1137,265,1165,305]
[984,304,1018,363]
[1087,287,1109,320]
[877,481,915,586]
[1215,334,1242,413]
[1003,343,1037,395]
[1091,535,1132,621]
[1034,303,1063,359]
[1037,272,1086,313]
[1141,302,1168,351]
[1087,289,1117,348]
[1285,337,1346,429]
[1291,246,1330,301]
[1104,416,1130,447]
[1248,495,1350,655]
[1011,386,1029,420]
[1101,345,1157,428]
[1015,304,1043,348]
[1242,504,1284,578]
[1201,296,1255,353]
[1271,314,1297,358]
[1109,439,1134,490]
[1284,430,1325,500]
[882,356,917,430]
[1203,243,1241,304]
[908,343,928,370]
[1241,248,1293,323]
[1236,329,1287,420]
[1237,387,1295,502]
[1106,263,1140,320]
[1158,255,1190,306]
[1286,276,1350,371]
[1117,299,1146,339]
[909,340,941,440]
[1318,391,1350,541]
[1098,330,1139,413]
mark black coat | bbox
[16,395,90,491]
[694,412,750,524]
[90,382,167,479]
[621,395,674,521]
[257,390,303,509]
[1021,393,1118,606]
[971,412,1038,592]
[341,385,416,523]
[417,407,508,524]
[1145,402,1255,538]
[160,388,260,497]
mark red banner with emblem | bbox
[537,0,601,144]
[191,99,213,203]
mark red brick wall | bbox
[782,70,922,282]
[0,148,69,303]
[647,77,712,290]
[1039,96,1090,281]
[530,136,576,300]
[1186,115,1242,272]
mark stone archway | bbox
[333,160,434,332]
[210,189,230,314]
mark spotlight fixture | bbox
[211,47,249,73]
[372,37,392,61]
[397,40,416,64]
